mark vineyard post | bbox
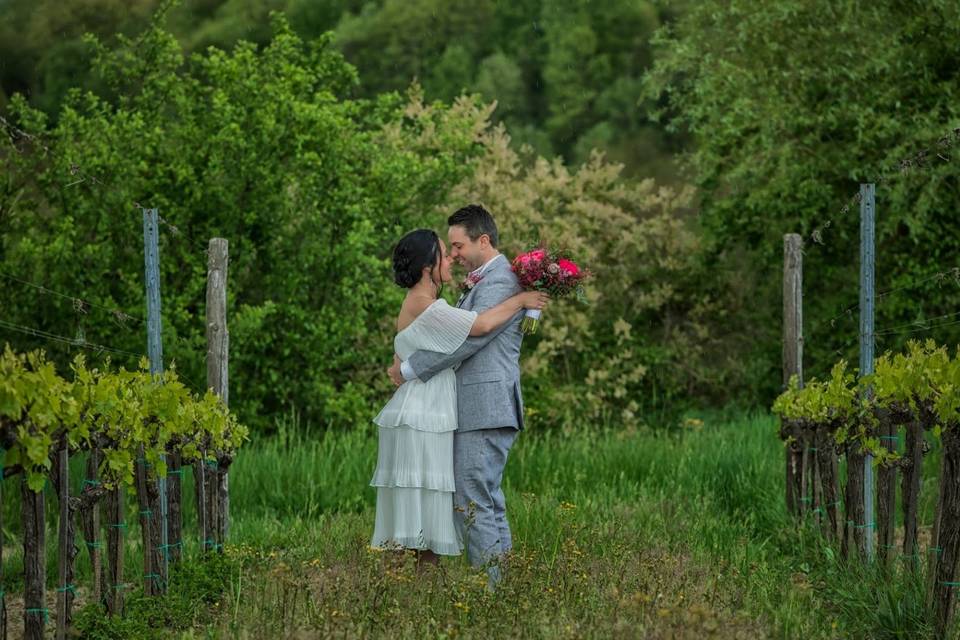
[105,488,124,614]
[1,450,6,640]
[783,233,804,517]
[859,183,877,560]
[21,477,44,640]
[142,207,169,588]
[80,451,103,601]
[206,238,229,547]
[55,439,73,640]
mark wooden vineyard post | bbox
[901,417,924,570]
[166,451,184,563]
[876,414,898,567]
[135,453,162,596]
[79,449,103,602]
[53,439,77,640]
[783,233,804,517]
[0,449,6,640]
[842,441,867,560]
[106,487,125,615]
[815,428,840,541]
[195,454,207,553]
[206,237,230,551]
[21,476,45,640]
[933,428,960,638]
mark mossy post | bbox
[783,233,804,517]
[206,238,230,551]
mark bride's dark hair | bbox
[393,229,443,294]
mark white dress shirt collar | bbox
[471,253,503,278]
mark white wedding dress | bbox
[370,299,477,555]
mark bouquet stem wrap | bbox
[521,309,541,334]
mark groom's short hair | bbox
[448,204,499,248]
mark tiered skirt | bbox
[370,369,462,555]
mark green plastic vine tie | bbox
[85,540,103,549]
[143,573,162,583]
[25,608,49,624]
[929,547,944,555]
[204,539,223,550]
[83,479,101,487]
[108,522,127,529]
[855,522,876,529]
[880,436,901,441]
[159,541,183,559]
[112,583,129,591]
[807,447,818,452]
[205,459,219,469]
[140,509,153,518]
[168,469,185,477]
[943,582,960,587]
[56,584,76,595]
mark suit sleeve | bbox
[407,274,521,383]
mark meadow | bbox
[1,410,942,638]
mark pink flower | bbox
[557,258,579,277]
[459,273,484,293]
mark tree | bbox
[646,0,960,399]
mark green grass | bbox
[0,411,950,638]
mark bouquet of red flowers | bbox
[511,246,589,334]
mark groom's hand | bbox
[387,354,404,387]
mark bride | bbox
[370,228,547,565]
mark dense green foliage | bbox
[2,17,489,430]
[1,15,734,432]
[4,0,960,426]
[647,0,960,394]
[0,0,684,180]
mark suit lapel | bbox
[459,255,504,310]
[458,285,477,309]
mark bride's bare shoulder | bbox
[396,296,436,331]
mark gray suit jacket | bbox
[407,254,525,432]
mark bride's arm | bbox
[469,291,548,336]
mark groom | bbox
[388,204,525,588]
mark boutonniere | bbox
[458,272,483,294]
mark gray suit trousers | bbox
[454,426,518,574]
